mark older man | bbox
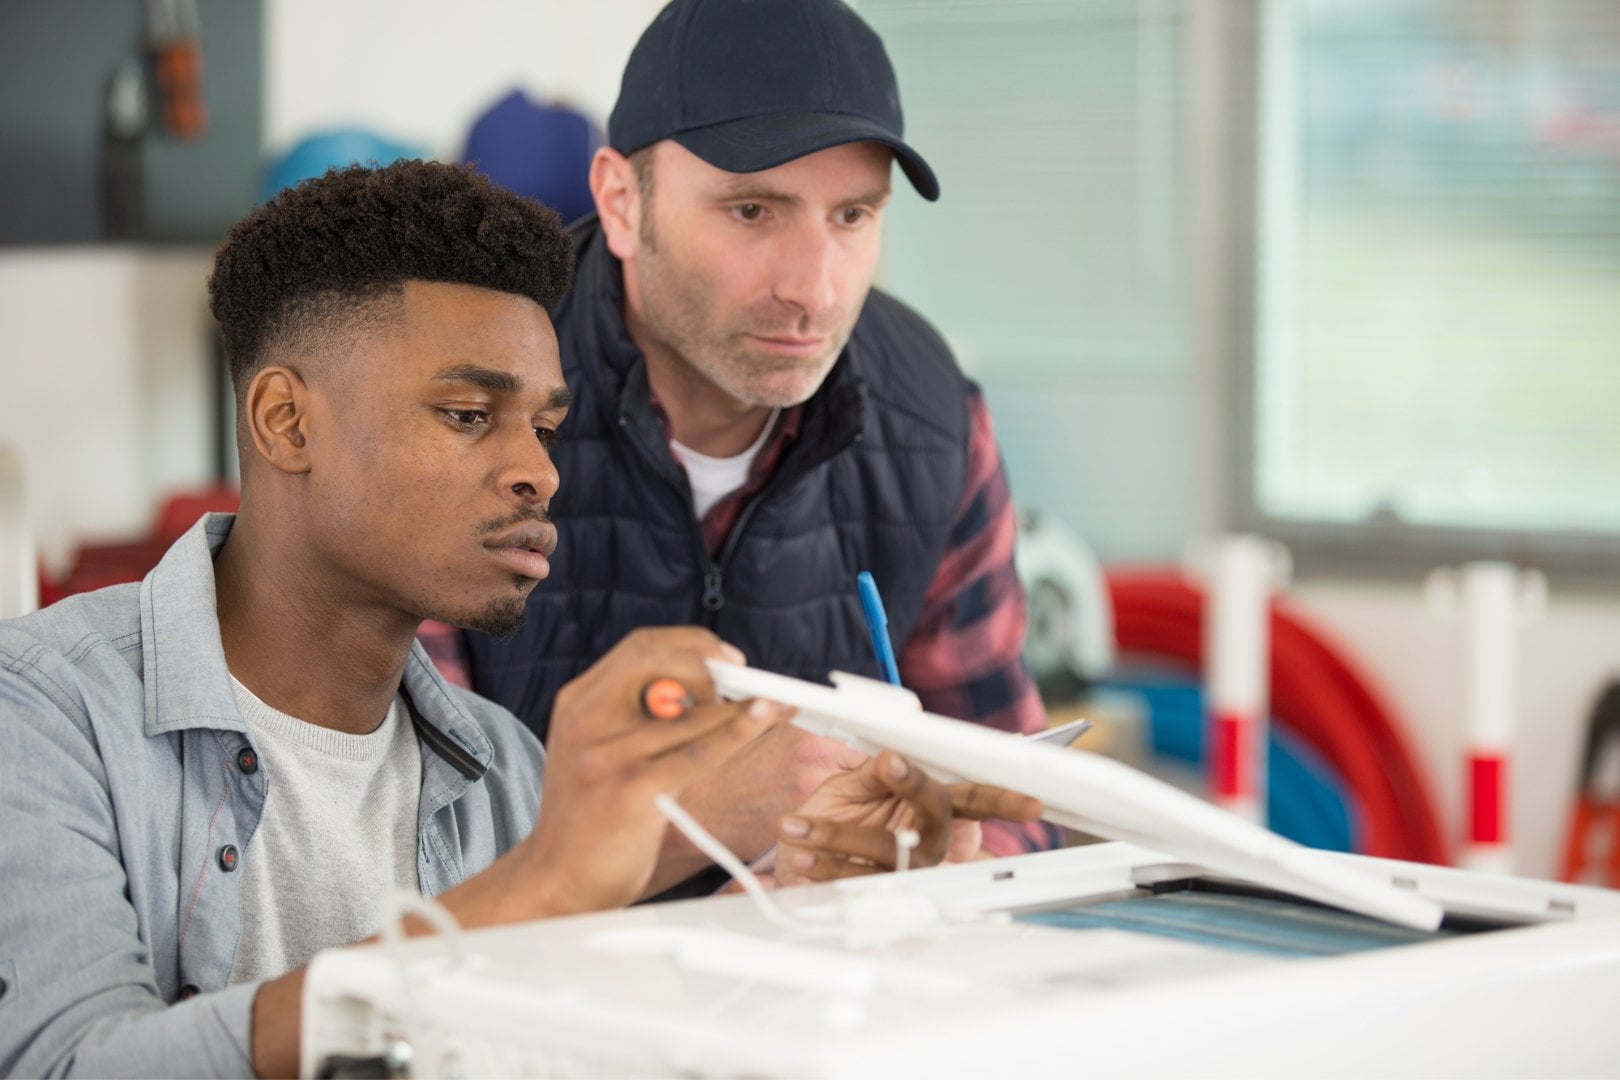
[453,0,1059,899]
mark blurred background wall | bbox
[1,0,1617,881]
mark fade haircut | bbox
[208,160,574,395]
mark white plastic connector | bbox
[894,828,920,873]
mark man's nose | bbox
[772,222,839,317]
[497,427,560,505]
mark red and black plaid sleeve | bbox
[899,389,1061,854]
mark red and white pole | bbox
[1429,561,1544,874]
[1203,535,1286,824]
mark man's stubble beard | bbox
[464,588,530,639]
[429,577,532,640]
[635,206,849,410]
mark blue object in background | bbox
[260,129,427,204]
[1100,672,1358,853]
[461,90,601,225]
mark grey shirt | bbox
[0,514,546,1077]
[226,680,421,986]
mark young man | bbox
[0,161,1038,1077]
[453,0,1060,897]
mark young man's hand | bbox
[770,750,1043,887]
[642,722,867,894]
[520,627,791,914]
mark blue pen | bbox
[856,571,902,685]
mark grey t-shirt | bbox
[227,677,422,984]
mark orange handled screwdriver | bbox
[640,677,694,720]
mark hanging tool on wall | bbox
[1558,680,1620,888]
[99,0,207,238]
[100,57,150,239]
[146,0,207,141]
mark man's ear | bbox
[243,365,313,476]
[590,145,643,262]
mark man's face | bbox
[301,281,570,637]
[623,140,892,408]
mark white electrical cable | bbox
[654,793,813,932]
[654,794,956,952]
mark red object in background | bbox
[39,486,239,605]
[1559,682,1620,888]
[153,488,239,547]
[1106,570,1449,866]
[1561,799,1620,888]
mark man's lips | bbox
[484,522,557,580]
[748,333,828,357]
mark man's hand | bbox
[519,627,791,915]
[643,722,867,895]
[770,750,1043,887]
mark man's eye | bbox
[442,409,489,430]
[535,426,561,449]
[734,203,765,222]
[841,207,868,225]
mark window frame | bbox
[1201,0,1620,585]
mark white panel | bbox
[0,248,215,573]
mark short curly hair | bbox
[209,160,574,392]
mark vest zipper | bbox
[619,410,732,625]
[700,564,724,614]
[697,467,791,626]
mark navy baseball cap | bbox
[608,0,940,201]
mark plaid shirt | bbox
[419,387,1058,854]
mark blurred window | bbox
[860,0,1193,560]
[1252,0,1620,553]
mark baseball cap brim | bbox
[671,111,940,201]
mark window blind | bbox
[1255,0,1620,537]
